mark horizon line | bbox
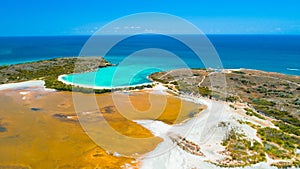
[1,33,300,37]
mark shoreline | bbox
[58,68,299,91]
[57,74,154,90]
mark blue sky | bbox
[1,0,300,35]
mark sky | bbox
[1,0,300,35]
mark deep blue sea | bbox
[0,35,299,87]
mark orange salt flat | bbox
[0,88,203,168]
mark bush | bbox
[198,86,211,97]
[226,96,238,102]
[244,108,266,120]
[232,71,246,74]
[170,81,178,85]
[251,98,276,106]
[221,129,266,167]
[273,121,300,136]
[254,105,300,126]
[258,127,300,152]
[263,142,290,159]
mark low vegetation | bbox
[149,68,300,168]
[225,95,239,102]
[263,141,290,159]
[244,108,266,120]
[250,98,276,106]
[257,127,299,156]
[232,71,246,75]
[253,105,300,126]
[198,86,211,97]
[219,128,266,167]
[256,126,300,167]
[273,121,300,136]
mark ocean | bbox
[0,35,299,87]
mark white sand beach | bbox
[58,74,153,90]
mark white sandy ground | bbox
[134,84,298,169]
[144,83,169,94]
[0,80,55,101]
[0,80,55,91]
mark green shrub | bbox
[198,86,211,97]
[226,96,238,102]
[273,121,300,136]
[221,129,266,167]
[258,127,300,152]
[251,98,276,106]
[232,71,246,74]
[244,108,266,120]
[170,81,178,85]
[263,142,290,159]
[254,105,300,126]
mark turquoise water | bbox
[62,66,160,88]
[63,34,209,88]
[62,47,193,88]
[62,34,300,88]
[0,35,299,88]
